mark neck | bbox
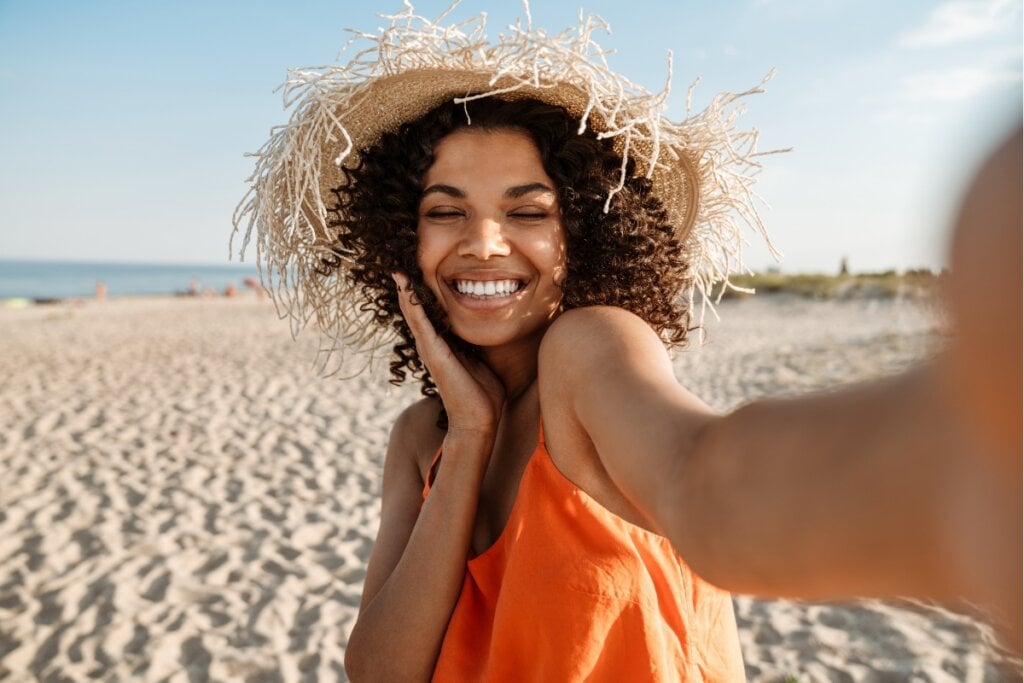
[481,330,544,401]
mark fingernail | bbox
[391,272,408,291]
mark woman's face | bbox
[416,128,567,350]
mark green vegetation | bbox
[716,269,942,301]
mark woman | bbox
[234,4,1021,680]
[336,98,745,679]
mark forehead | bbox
[423,128,552,187]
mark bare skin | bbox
[344,125,1022,680]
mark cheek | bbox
[415,231,447,300]
[415,227,438,275]
[545,228,568,286]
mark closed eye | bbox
[423,208,465,221]
[509,210,549,221]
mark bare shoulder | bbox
[539,306,673,382]
[543,305,657,340]
[388,396,446,482]
[538,305,704,444]
[537,307,687,531]
[537,305,676,451]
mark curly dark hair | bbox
[323,97,693,405]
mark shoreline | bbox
[0,283,941,311]
[1,289,267,311]
[0,266,943,308]
[0,257,258,304]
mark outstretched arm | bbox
[539,124,1021,642]
[540,309,971,598]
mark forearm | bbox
[345,432,491,681]
[666,362,968,599]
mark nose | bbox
[457,215,511,260]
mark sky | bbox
[0,0,1020,273]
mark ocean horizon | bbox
[0,258,260,301]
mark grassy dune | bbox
[718,270,942,301]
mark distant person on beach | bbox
[243,276,265,301]
[233,5,1021,679]
[94,280,107,303]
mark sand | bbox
[0,294,1019,682]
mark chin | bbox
[448,328,514,349]
[450,319,552,351]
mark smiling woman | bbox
[336,95,751,680]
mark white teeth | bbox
[453,279,521,297]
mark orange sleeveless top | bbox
[422,423,746,682]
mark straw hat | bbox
[231,2,781,375]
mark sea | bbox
[0,259,260,301]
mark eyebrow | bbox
[421,183,465,199]
[420,182,556,200]
[504,182,555,199]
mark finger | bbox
[392,273,446,363]
[392,273,434,338]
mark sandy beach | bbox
[0,294,1019,682]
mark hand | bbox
[393,273,506,436]
[939,124,1021,648]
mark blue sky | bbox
[0,0,1020,273]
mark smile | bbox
[452,279,523,298]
